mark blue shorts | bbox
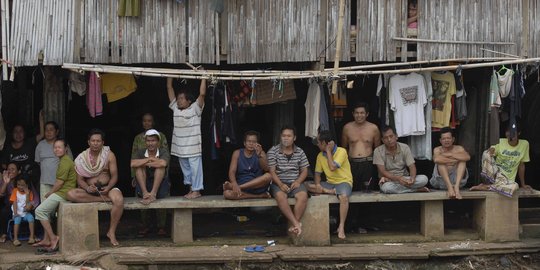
[320,181,352,197]
[13,213,35,225]
[270,182,308,198]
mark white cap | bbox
[144,129,161,141]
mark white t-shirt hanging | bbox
[389,73,427,137]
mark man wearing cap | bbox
[130,129,171,236]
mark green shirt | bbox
[494,139,530,181]
[55,155,77,199]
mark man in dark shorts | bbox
[341,102,381,190]
[267,126,310,236]
[223,131,271,199]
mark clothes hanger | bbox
[497,64,508,74]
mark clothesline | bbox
[62,57,540,81]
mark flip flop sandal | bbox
[35,247,49,255]
[244,246,256,252]
[253,245,265,252]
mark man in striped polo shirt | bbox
[166,78,206,199]
[267,126,310,236]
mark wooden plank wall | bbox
[9,0,75,66]
[122,0,187,64]
[227,0,322,64]
[355,0,401,62]
[416,0,522,60]
[529,0,540,58]
[326,0,350,61]
[83,0,117,63]
[188,0,216,64]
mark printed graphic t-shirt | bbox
[389,73,427,137]
[431,71,457,128]
[494,139,530,181]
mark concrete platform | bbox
[2,239,540,268]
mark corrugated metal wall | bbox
[5,0,540,66]
[9,0,76,66]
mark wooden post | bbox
[331,0,345,94]
[522,0,530,58]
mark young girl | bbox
[9,175,36,246]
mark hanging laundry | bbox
[0,89,5,150]
[377,74,391,126]
[319,83,330,132]
[251,80,296,105]
[490,70,502,107]
[118,0,141,16]
[497,68,514,98]
[68,71,86,96]
[305,79,321,138]
[454,67,467,121]
[507,68,525,137]
[388,73,427,137]
[100,74,137,103]
[431,71,456,128]
[330,81,347,121]
[409,72,433,160]
[87,72,103,118]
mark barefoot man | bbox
[166,77,206,199]
[67,129,124,246]
[470,124,531,197]
[223,130,272,200]
[374,126,429,194]
[306,130,353,239]
[268,126,309,236]
[341,102,380,191]
[430,127,470,199]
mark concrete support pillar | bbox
[291,195,330,246]
[58,203,99,254]
[421,200,444,239]
[172,209,193,244]
[474,193,519,242]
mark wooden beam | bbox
[393,37,515,46]
[331,0,345,94]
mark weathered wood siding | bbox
[227,0,323,64]
[9,0,76,66]
[5,0,540,66]
[416,0,522,60]
[356,0,402,61]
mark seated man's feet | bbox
[140,194,156,205]
[184,190,193,198]
[288,222,302,236]
[416,187,430,193]
[107,231,120,246]
[447,187,456,198]
[454,187,463,199]
[337,226,346,240]
[185,191,202,199]
[223,181,232,191]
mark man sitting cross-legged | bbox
[374,126,429,194]
[305,130,353,240]
[223,130,272,200]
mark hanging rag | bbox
[74,146,111,178]
[408,72,433,160]
[100,74,137,102]
[87,72,103,118]
[118,0,141,16]
[305,79,321,138]
[318,83,330,132]
[68,71,87,96]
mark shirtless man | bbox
[341,102,381,191]
[66,129,124,246]
[430,127,470,199]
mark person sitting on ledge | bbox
[470,124,531,197]
[374,126,429,194]
[305,130,353,239]
[223,130,271,200]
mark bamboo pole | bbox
[62,57,540,81]
[331,0,346,94]
[393,37,515,45]
[480,48,522,58]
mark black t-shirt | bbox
[1,139,37,174]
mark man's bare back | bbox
[342,121,381,158]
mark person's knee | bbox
[273,191,287,201]
[295,191,308,202]
[66,189,79,201]
[338,195,349,203]
[263,173,272,184]
[110,189,124,205]
[417,175,428,185]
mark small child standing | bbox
[9,175,36,246]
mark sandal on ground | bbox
[13,240,21,246]
[27,238,36,244]
[0,234,6,243]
